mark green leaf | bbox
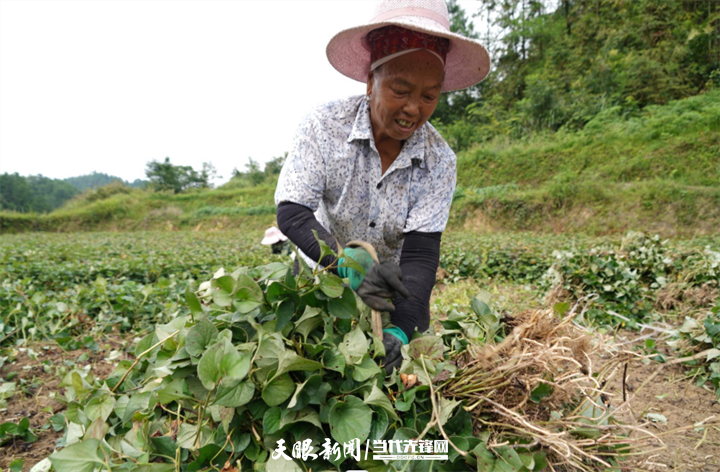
[280,407,323,430]
[197,342,223,390]
[530,382,553,403]
[339,326,368,365]
[393,426,418,442]
[17,417,30,434]
[214,380,255,408]
[274,349,324,378]
[122,392,152,426]
[531,453,548,471]
[474,442,496,469]
[218,343,252,385]
[185,286,203,316]
[492,446,525,470]
[83,418,108,441]
[471,294,492,317]
[395,387,417,412]
[438,397,460,426]
[9,459,22,472]
[323,348,346,373]
[408,336,444,360]
[471,291,499,329]
[211,275,235,307]
[50,413,66,432]
[185,316,218,357]
[235,274,264,304]
[370,332,385,358]
[134,332,156,357]
[84,395,115,422]
[157,378,191,405]
[253,262,290,282]
[318,273,345,298]
[447,436,469,462]
[287,374,323,410]
[262,373,295,407]
[266,454,303,472]
[131,465,175,472]
[293,307,323,341]
[553,302,570,317]
[313,229,337,263]
[339,251,366,274]
[352,354,381,382]
[263,407,283,434]
[275,299,295,332]
[328,287,358,319]
[151,436,178,459]
[49,439,103,472]
[364,385,400,421]
[328,395,372,444]
[369,408,390,441]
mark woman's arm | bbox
[276,201,340,270]
[390,231,441,340]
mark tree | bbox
[0,173,79,213]
[64,172,123,191]
[144,157,212,193]
[196,162,220,189]
[263,153,287,176]
[431,0,484,126]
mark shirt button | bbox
[369,222,376,228]
[376,182,382,189]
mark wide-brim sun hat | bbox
[326,0,491,92]
[261,226,288,246]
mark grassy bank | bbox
[0,184,277,233]
[450,90,720,236]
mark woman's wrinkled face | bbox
[367,49,445,145]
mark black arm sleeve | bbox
[391,231,441,341]
[276,201,341,269]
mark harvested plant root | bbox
[443,306,663,471]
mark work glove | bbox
[338,247,411,312]
[378,327,408,375]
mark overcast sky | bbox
[0,0,483,185]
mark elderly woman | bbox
[275,0,490,373]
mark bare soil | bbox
[607,357,720,472]
[0,337,126,471]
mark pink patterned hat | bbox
[326,0,491,92]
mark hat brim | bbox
[326,16,491,92]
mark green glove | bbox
[383,326,409,345]
[337,247,375,290]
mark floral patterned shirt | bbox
[275,94,456,266]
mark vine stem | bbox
[421,356,467,457]
[111,329,180,393]
[195,386,215,448]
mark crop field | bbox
[1,231,719,472]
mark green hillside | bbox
[449,89,720,235]
[1,90,717,236]
[0,183,277,233]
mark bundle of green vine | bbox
[46,258,659,472]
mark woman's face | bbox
[367,49,444,145]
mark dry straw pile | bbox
[443,305,664,471]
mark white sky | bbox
[0,0,482,185]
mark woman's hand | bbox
[379,330,403,374]
[356,261,411,312]
[339,246,411,312]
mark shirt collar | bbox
[348,96,427,167]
